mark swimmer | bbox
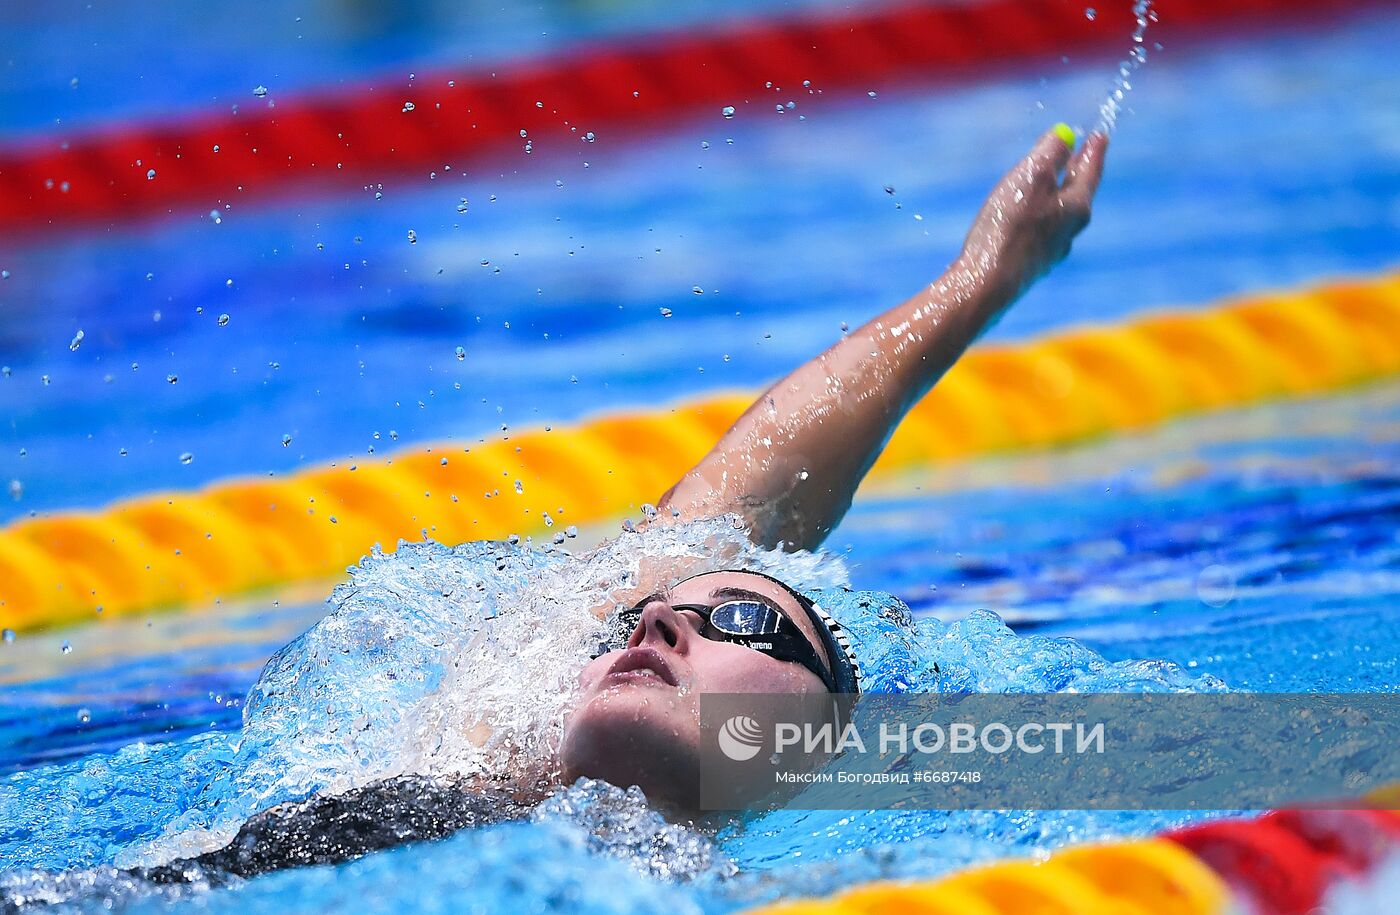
[560,126,1107,809]
[40,127,1106,891]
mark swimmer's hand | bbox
[954,127,1107,306]
[658,127,1108,551]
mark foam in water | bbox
[121,516,848,866]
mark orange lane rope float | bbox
[2,270,1398,633]
[743,809,1400,915]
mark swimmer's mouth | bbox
[606,648,679,687]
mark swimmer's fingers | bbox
[1026,127,1074,183]
[1061,132,1109,215]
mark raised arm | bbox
[656,127,1108,550]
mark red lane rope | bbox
[0,0,1374,233]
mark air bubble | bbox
[179,452,194,464]
[721,105,736,119]
[69,329,84,351]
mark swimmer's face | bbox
[559,571,832,810]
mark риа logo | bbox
[717,715,764,761]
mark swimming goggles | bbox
[609,596,838,692]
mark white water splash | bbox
[1097,0,1154,133]
[122,517,848,867]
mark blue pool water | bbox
[3,2,1400,912]
[3,382,1397,911]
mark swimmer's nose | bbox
[630,600,692,655]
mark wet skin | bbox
[559,570,834,809]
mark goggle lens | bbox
[708,600,783,636]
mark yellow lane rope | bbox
[741,838,1229,915]
[2,271,1398,632]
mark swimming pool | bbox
[3,1,1399,912]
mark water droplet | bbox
[721,105,736,119]
[1,629,14,644]
[253,85,269,98]
[583,131,596,142]
[61,640,72,654]
[691,285,703,295]
[77,708,91,723]
[402,101,416,113]
[457,198,469,214]
[7,480,22,500]
[209,209,222,224]
[564,525,578,539]
[166,373,178,384]
[867,90,877,98]
[146,168,156,180]
[0,270,8,280]
[179,452,194,464]
[1085,7,1097,19]
[217,313,230,326]
[281,434,292,447]
[514,480,524,494]
[1196,564,1236,607]
[659,307,673,318]
[68,329,84,351]
[455,346,466,361]
[407,229,418,244]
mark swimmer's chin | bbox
[560,690,702,810]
